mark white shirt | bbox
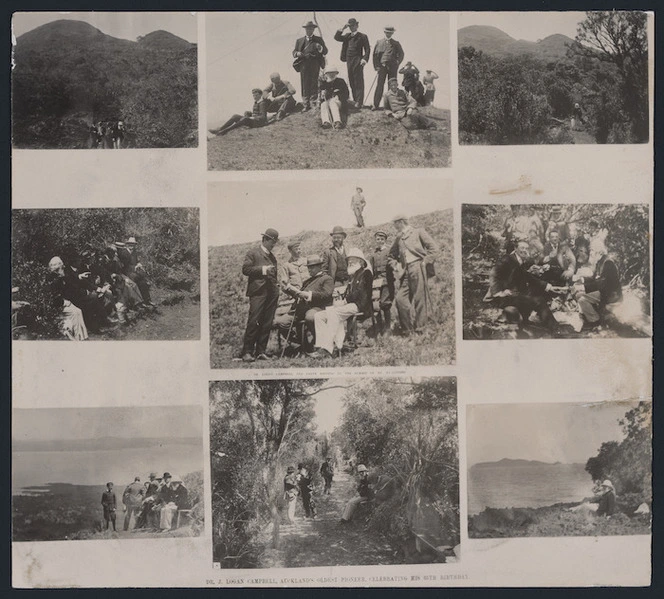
[260,244,273,276]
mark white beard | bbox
[347,263,361,275]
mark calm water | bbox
[468,462,591,515]
[12,444,203,494]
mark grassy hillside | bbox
[209,210,455,368]
[12,19,198,149]
[208,106,451,171]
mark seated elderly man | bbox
[310,248,373,358]
[263,72,298,121]
[382,78,437,131]
[48,256,110,335]
[155,474,190,532]
[209,88,269,136]
[575,245,622,329]
[274,254,334,351]
[319,65,350,130]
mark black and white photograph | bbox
[206,12,451,170]
[458,11,649,145]
[12,12,198,149]
[13,405,205,542]
[12,208,201,341]
[208,179,454,368]
[467,401,652,538]
[462,203,650,339]
[210,377,459,568]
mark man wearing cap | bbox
[263,72,297,120]
[240,228,280,362]
[322,226,349,286]
[209,88,269,136]
[334,18,371,108]
[118,236,153,306]
[370,230,395,335]
[122,476,145,531]
[319,66,350,129]
[388,215,438,335]
[101,482,117,532]
[293,21,328,112]
[274,254,334,351]
[311,248,373,358]
[279,240,309,294]
[351,187,366,228]
[383,78,437,130]
[372,26,404,111]
[283,466,299,524]
[340,464,373,523]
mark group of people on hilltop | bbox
[101,472,191,534]
[238,212,439,362]
[46,236,155,340]
[88,120,127,149]
[483,205,623,335]
[210,18,440,137]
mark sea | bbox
[12,444,203,495]
[468,462,591,515]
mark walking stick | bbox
[363,72,378,106]
[279,298,300,359]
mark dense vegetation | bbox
[12,20,198,148]
[12,208,200,339]
[459,11,648,144]
[210,378,459,568]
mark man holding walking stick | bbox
[273,254,334,353]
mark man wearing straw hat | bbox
[240,228,280,362]
[293,20,328,112]
[388,214,438,335]
[319,65,350,129]
[118,236,154,307]
[372,26,404,110]
[334,18,371,108]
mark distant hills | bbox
[458,25,580,61]
[471,458,584,469]
[13,436,201,452]
[12,19,198,148]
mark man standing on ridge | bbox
[293,20,328,112]
[372,26,404,111]
[334,18,371,108]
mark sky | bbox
[466,401,635,467]
[312,381,350,434]
[458,11,586,43]
[13,406,203,442]
[207,177,453,245]
[206,11,451,126]
[12,11,197,43]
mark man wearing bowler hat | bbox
[322,226,349,286]
[273,254,334,351]
[334,18,371,108]
[372,26,404,111]
[293,21,328,112]
[240,228,280,362]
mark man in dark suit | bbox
[322,226,349,286]
[334,18,371,108]
[310,248,373,358]
[576,247,622,328]
[372,26,404,110]
[484,239,563,333]
[101,482,117,532]
[293,21,328,111]
[118,236,153,306]
[273,254,334,351]
[241,228,280,362]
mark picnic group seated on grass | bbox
[481,205,648,337]
[33,237,157,340]
[238,215,439,362]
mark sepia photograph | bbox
[458,11,649,145]
[13,405,205,542]
[208,179,454,368]
[12,207,200,341]
[462,203,650,339]
[12,12,198,149]
[467,401,652,538]
[206,11,451,170]
[210,377,459,568]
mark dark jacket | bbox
[158,484,190,509]
[242,245,279,298]
[334,30,370,63]
[320,462,334,478]
[346,267,373,316]
[322,246,348,284]
[357,475,373,499]
[283,473,299,495]
[101,490,117,509]
[320,77,350,104]
[373,38,404,69]
[485,252,549,300]
[584,255,622,305]
[293,35,328,70]
[296,272,334,318]
[49,267,91,310]
[118,246,140,276]
[597,489,617,516]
